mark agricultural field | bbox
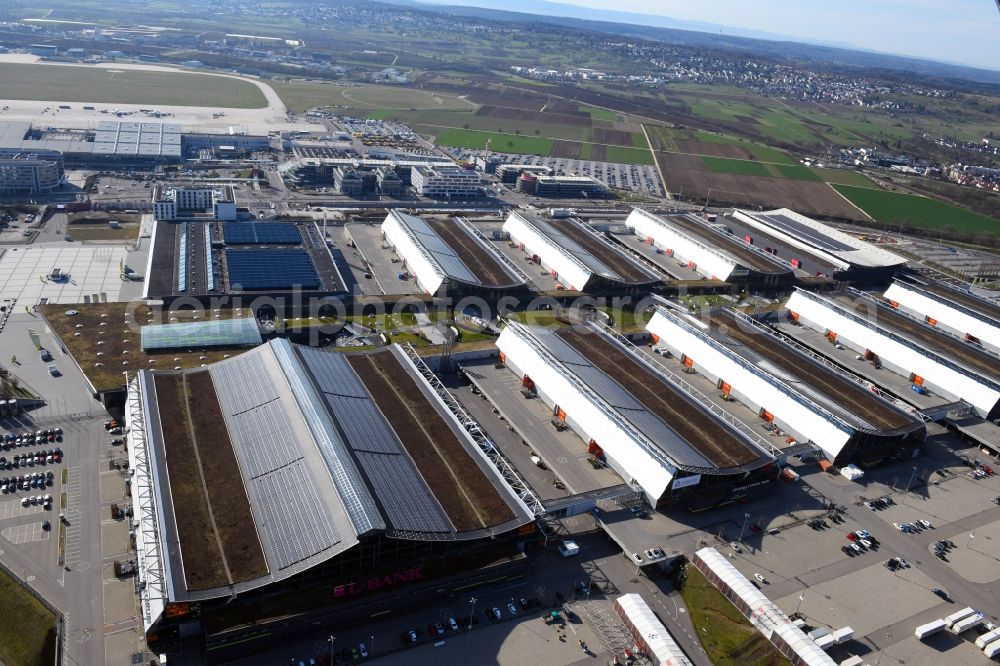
[702,156,772,177]
[656,151,866,219]
[772,164,822,181]
[810,168,878,188]
[832,185,1000,236]
[0,62,267,107]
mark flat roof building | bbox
[152,185,237,221]
[411,165,481,198]
[787,288,1000,419]
[533,175,607,198]
[502,211,662,292]
[496,322,778,509]
[381,212,527,296]
[625,208,793,289]
[647,306,925,466]
[0,148,64,194]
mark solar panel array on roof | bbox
[211,352,344,571]
[756,212,856,252]
[223,222,302,245]
[251,463,340,570]
[140,317,262,351]
[296,346,454,535]
[225,249,320,290]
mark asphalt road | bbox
[802,467,1000,641]
[0,310,115,666]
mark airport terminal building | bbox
[126,340,534,650]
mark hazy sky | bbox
[544,0,1000,69]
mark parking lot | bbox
[339,222,423,296]
[494,153,665,197]
[712,426,1000,666]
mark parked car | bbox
[491,607,502,620]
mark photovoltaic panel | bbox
[223,222,302,245]
[225,249,320,290]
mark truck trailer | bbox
[984,638,1000,659]
[944,607,977,629]
[975,627,1000,649]
[914,619,947,639]
[950,612,984,635]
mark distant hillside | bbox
[411,0,1000,88]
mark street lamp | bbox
[794,592,806,616]
[468,597,477,631]
[327,635,335,664]
[739,512,751,543]
[903,466,918,504]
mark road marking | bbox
[1,522,52,544]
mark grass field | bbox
[272,81,475,113]
[694,132,798,165]
[0,63,267,107]
[811,168,878,188]
[772,164,822,181]
[833,185,1000,236]
[603,145,655,165]
[681,566,790,666]
[435,128,554,154]
[0,568,57,666]
[579,104,618,121]
[702,156,772,177]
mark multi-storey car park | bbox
[624,208,794,290]
[126,340,534,652]
[786,289,1000,420]
[646,306,926,467]
[502,211,662,294]
[380,211,529,297]
[143,220,347,306]
[722,208,908,285]
[496,321,779,510]
[884,278,1000,353]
